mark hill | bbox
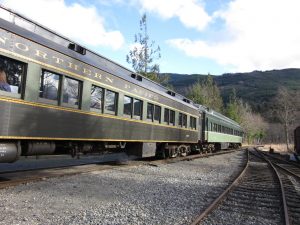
[162,69,300,121]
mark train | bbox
[0,6,243,163]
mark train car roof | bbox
[0,5,198,110]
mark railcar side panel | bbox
[0,99,198,142]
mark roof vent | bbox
[68,43,86,55]
[131,74,142,81]
[183,98,190,103]
[167,90,175,96]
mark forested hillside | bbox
[162,69,300,121]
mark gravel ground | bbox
[0,150,245,225]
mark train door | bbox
[201,112,206,142]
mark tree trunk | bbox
[284,122,289,151]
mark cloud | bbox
[1,0,124,50]
[168,0,300,72]
[136,0,211,31]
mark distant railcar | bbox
[0,6,243,163]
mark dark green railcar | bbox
[0,6,200,162]
[0,6,242,163]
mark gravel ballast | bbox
[0,151,245,225]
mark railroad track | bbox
[260,151,300,179]
[191,148,290,225]
[0,149,242,189]
[260,150,300,225]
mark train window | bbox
[190,117,197,130]
[190,117,194,128]
[62,77,81,108]
[124,96,132,116]
[90,85,104,112]
[147,103,154,120]
[179,113,183,126]
[178,113,187,127]
[183,114,187,128]
[0,55,26,96]
[170,110,175,126]
[105,90,118,114]
[40,70,60,101]
[164,108,175,126]
[133,99,142,119]
[164,109,170,124]
[154,105,161,122]
[190,116,195,129]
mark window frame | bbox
[104,89,118,115]
[190,116,197,130]
[61,76,82,109]
[164,108,170,124]
[179,113,187,128]
[169,110,175,126]
[153,105,161,123]
[182,114,187,128]
[133,98,143,120]
[147,103,154,121]
[38,69,62,106]
[0,54,27,99]
[90,84,104,113]
[123,95,133,118]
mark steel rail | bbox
[190,148,249,225]
[0,148,243,189]
[272,163,300,180]
[255,149,290,225]
[0,148,242,175]
[260,152,300,180]
[261,151,300,169]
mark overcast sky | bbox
[1,0,300,75]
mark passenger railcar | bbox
[0,6,242,163]
[202,108,243,151]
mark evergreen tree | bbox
[187,74,223,112]
[126,13,167,84]
[226,89,241,123]
[225,89,267,144]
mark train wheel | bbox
[169,147,178,158]
[180,146,187,157]
[207,144,215,153]
[178,145,190,157]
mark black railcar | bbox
[0,6,242,163]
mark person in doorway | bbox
[0,66,11,92]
